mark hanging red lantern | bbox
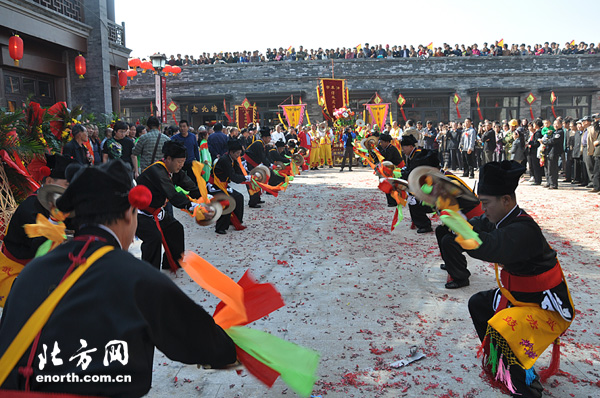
[128,58,141,69]
[126,69,138,80]
[118,70,128,90]
[74,54,86,79]
[141,61,154,74]
[163,64,173,76]
[9,34,24,66]
[171,66,182,75]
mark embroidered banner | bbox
[365,103,389,129]
[235,98,256,128]
[281,104,306,128]
[318,79,348,120]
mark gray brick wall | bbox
[120,55,600,123]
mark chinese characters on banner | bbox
[280,104,306,128]
[317,79,348,120]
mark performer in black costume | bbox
[0,154,74,306]
[243,127,271,208]
[208,140,249,235]
[136,141,201,270]
[466,161,574,398]
[268,141,289,186]
[377,133,404,207]
[0,160,236,397]
[400,134,438,233]
[435,171,484,289]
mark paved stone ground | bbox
[88,167,600,397]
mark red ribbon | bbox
[477,107,483,121]
[551,105,557,118]
[399,107,406,121]
[529,106,534,120]
[151,208,179,272]
[456,105,461,119]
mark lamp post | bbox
[150,53,167,123]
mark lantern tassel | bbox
[79,75,84,79]
[14,60,19,67]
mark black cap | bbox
[56,160,134,217]
[227,139,243,152]
[45,154,75,180]
[162,140,187,159]
[581,116,592,122]
[260,127,271,137]
[400,134,417,146]
[477,160,525,196]
[275,141,286,148]
[379,133,392,142]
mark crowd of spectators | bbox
[378,113,600,193]
[159,41,599,65]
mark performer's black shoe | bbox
[329,165,333,168]
[339,169,344,172]
[416,227,433,234]
[348,168,352,171]
[445,279,469,289]
[440,263,447,270]
[216,230,227,235]
[258,200,265,203]
[249,204,262,208]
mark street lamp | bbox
[150,53,167,73]
[150,53,167,123]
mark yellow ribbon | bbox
[23,214,67,247]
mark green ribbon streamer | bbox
[226,326,320,397]
[175,185,189,195]
[34,239,54,258]
[394,204,403,227]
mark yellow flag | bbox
[498,38,504,47]
[427,42,433,50]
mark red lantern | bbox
[9,34,24,66]
[128,58,141,69]
[171,66,182,75]
[163,64,173,76]
[126,69,138,80]
[118,70,128,90]
[141,61,154,74]
[74,54,86,79]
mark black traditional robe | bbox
[0,226,236,397]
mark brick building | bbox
[0,0,130,115]
[120,55,600,128]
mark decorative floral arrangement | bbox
[332,107,356,132]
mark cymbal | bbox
[408,166,479,206]
[297,147,308,156]
[292,153,304,166]
[211,193,236,215]
[37,184,74,218]
[250,165,270,183]
[273,161,286,171]
[361,136,378,151]
[195,202,223,226]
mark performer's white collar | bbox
[496,204,519,229]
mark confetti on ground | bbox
[125,167,599,397]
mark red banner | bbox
[235,98,256,128]
[318,79,347,120]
